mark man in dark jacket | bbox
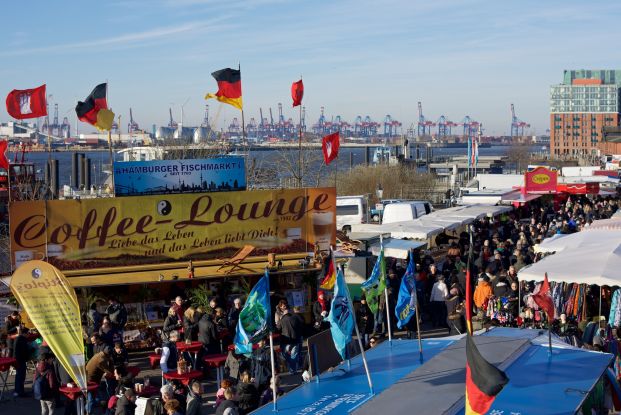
[35,352,59,414]
[12,325,29,397]
[115,389,137,415]
[186,381,203,415]
[227,298,242,332]
[250,339,272,393]
[106,297,128,332]
[279,306,304,374]
[197,313,219,370]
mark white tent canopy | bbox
[585,218,621,231]
[370,239,426,259]
[534,230,621,254]
[352,204,512,241]
[518,243,621,286]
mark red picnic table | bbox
[202,353,227,385]
[59,381,99,401]
[0,357,16,401]
[163,369,202,386]
[177,341,202,368]
[137,384,160,398]
[149,353,161,369]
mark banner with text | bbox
[10,260,87,389]
[10,187,336,270]
[113,156,246,196]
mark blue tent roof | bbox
[252,328,613,415]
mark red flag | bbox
[533,273,555,320]
[6,85,47,120]
[291,79,304,107]
[319,250,336,290]
[465,334,508,414]
[0,141,8,170]
[322,132,340,165]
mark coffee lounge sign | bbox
[524,167,557,194]
[9,187,336,271]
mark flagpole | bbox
[298,76,303,188]
[342,264,374,395]
[380,235,393,346]
[410,250,423,362]
[547,313,552,355]
[239,63,249,187]
[268,331,278,412]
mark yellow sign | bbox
[532,174,551,184]
[10,260,87,389]
[10,187,336,270]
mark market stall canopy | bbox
[352,222,443,240]
[370,239,426,259]
[518,243,621,286]
[500,190,543,204]
[534,229,621,254]
[585,217,621,231]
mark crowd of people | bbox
[3,194,621,414]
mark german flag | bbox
[75,83,115,131]
[465,335,508,414]
[205,68,243,110]
[319,249,336,290]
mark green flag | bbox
[362,247,386,314]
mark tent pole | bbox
[415,301,423,363]
[599,285,603,327]
[269,331,278,412]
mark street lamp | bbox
[376,184,383,199]
[376,184,384,225]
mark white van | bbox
[336,196,368,232]
[381,201,432,224]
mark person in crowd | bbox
[111,341,129,372]
[236,370,259,415]
[216,379,234,408]
[183,307,200,342]
[215,388,239,415]
[5,310,21,335]
[86,346,115,413]
[88,302,103,335]
[163,307,183,341]
[34,352,59,415]
[224,349,248,383]
[356,297,374,348]
[100,316,122,346]
[228,298,243,332]
[279,305,304,374]
[214,307,228,332]
[259,376,284,407]
[198,310,220,367]
[160,330,180,374]
[474,275,493,311]
[250,338,272,393]
[274,299,289,330]
[429,275,448,328]
[493,276,511,298]
[312,291,329,332]
[172,296,185,321]
[90,333,107,357]
[115,389,137,415]
[164,399,183,415]
[185,381,203,415]
[106,297,128,332]
[12,325,29,398]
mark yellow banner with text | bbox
[10,187,336,271]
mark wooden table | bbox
[202,353,227,385]
[162,370,202,386]
[0,357,16,401]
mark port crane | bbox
[510,103,530,137]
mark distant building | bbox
[550,69,621,157]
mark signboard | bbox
[9,187,336,271]
[113,157,246,196]
[524,167,557,194]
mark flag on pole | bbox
[395,252,417,329]
[234,270,271,355]
[532,273,555,320]
[6,84,47,120]
[361,245,386,314]
[291,79,304,107]
[465,334,508,415]
[467,136,472,169]
[75,83,115,131]
[474,138,479,166]
[322,132,340,165]
[0,140,9,170]
[319,249,336,290]
[327,267,354,359]
[205,68,243,110]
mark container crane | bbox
[437,115,449,137]
[417,102,435,136]
[228,117,241,136]
[60,116,71,139]
[128,108,139,133]
[383,115,402,137]
[168,108,178,128]
[201,105,209,127]
[510,103,530,137]
[312,107,327,135]
[247,117,258,139]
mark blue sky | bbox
[1,0,620,135]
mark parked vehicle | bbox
[336,196,368,233]
[381,201,432,224]
[370,199,404,222]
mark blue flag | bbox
[395,252,417,329]
[234,270,271,355]
[327,268,355,359]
